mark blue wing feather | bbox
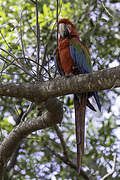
[54,51,64,76]
[70,44,92,74]
[69,40,101,111]
[54,54,61,74]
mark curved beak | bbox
[59,23,69,38]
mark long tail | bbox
[93,92,101,112]
[74,93,86,174]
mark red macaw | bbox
[54,18,101,173]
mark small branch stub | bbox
[101,153,117,180]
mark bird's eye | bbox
[66,24,71,33]
[64,25,69,37]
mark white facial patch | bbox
[59,23,65,37]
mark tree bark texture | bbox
[0,66,119,104]
[0,98,63,179]
[0,66,120,179]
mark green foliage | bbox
[0,0,120,179]
[0,117,13,132]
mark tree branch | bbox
[101,153,117,180]
[0,66,119,104]
[0,98,63,179]
[7,143,20,171]
[47,146,90,180]
[54,125,68,159]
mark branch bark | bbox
[0,98,63,179]
[47,146,90,180]
[0,66,119,104]
[0,66,119,178]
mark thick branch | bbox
[0,66,119,104]
[0,98,63,178]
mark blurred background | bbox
[0,0,120,179]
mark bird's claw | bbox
[72,65,79,72]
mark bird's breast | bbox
[58,38,75,75]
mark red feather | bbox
[56,18,93,173]
[58,38,75,75]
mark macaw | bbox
[54,18,101,173]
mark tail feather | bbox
[93,92,101,112]
[77,93,98,112]
[74,93,86,174]
[87,99,96,112]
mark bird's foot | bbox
[72,65,79,73]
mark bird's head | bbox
[58,18,79,39]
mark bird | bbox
[54,18,101,174]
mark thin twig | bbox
[0,56,18,75]
[0,53,51,79]
[27,18,36,37]
[101,153,117,180]
[0,61,6,79]
[0,48,36,77]
[39,22,56,75]
[0,54,37,80]
[39,0,62,76]
[35,0,40,79]
[0,30,11,50]
[21,102,33,121]
[0,47,17,59]
[19,10,26,59]
[47,146,90,180]
[54,125,68,159]
[19,57,52,77]
[100,0,113,18]
[56,0,59,47]
[49,146,76,170]
[26,137,41,140]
